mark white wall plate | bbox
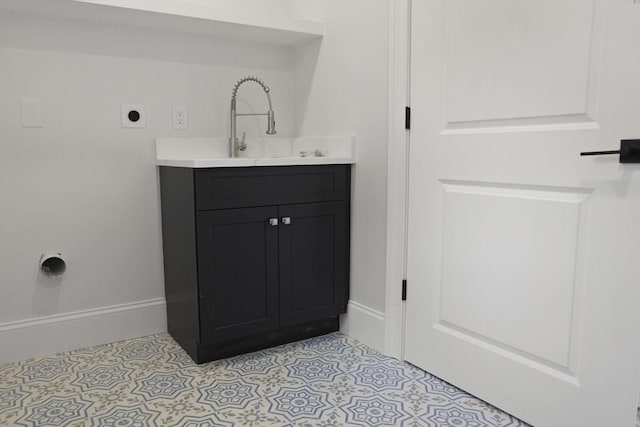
[121,104,146,128]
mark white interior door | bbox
[405,1,640,426]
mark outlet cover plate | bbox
[121,104,146,128]
[172,105,188,130]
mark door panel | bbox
[197,207,279,342]
[406,1,640,426]
[279,202,347,326]
[438,181,590,370]
[445,1,595,124]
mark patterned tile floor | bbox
[0,332,531,426]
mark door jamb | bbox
[384,0,411,359]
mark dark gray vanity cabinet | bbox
[159,165,350,363]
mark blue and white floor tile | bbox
[0,332,532,426]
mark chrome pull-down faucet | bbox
[229,76,276,157]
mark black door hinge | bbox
[401,279,407,301]
[405,107,411,130]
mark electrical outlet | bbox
[172,105,188,130]
[121,104,146,128]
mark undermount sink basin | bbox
[155,136,356,168]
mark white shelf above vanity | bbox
[0,0,324,46]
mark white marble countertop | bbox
[156,136,356,168]
[157,156,355,168]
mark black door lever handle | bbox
[581,139,640,163]
[580,150,620,156]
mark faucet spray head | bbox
[267,110,276,135]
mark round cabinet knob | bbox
[269,218,278,226]
[282,217,291,225]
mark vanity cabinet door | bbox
[197,206,279,342]
[278,202,348,327]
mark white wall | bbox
[0,10,295,363]
[178,0,293,17]
[292,0,390,350]
[80,0,295,17]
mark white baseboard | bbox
[0,298,167,365]
[340,300,386,353]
